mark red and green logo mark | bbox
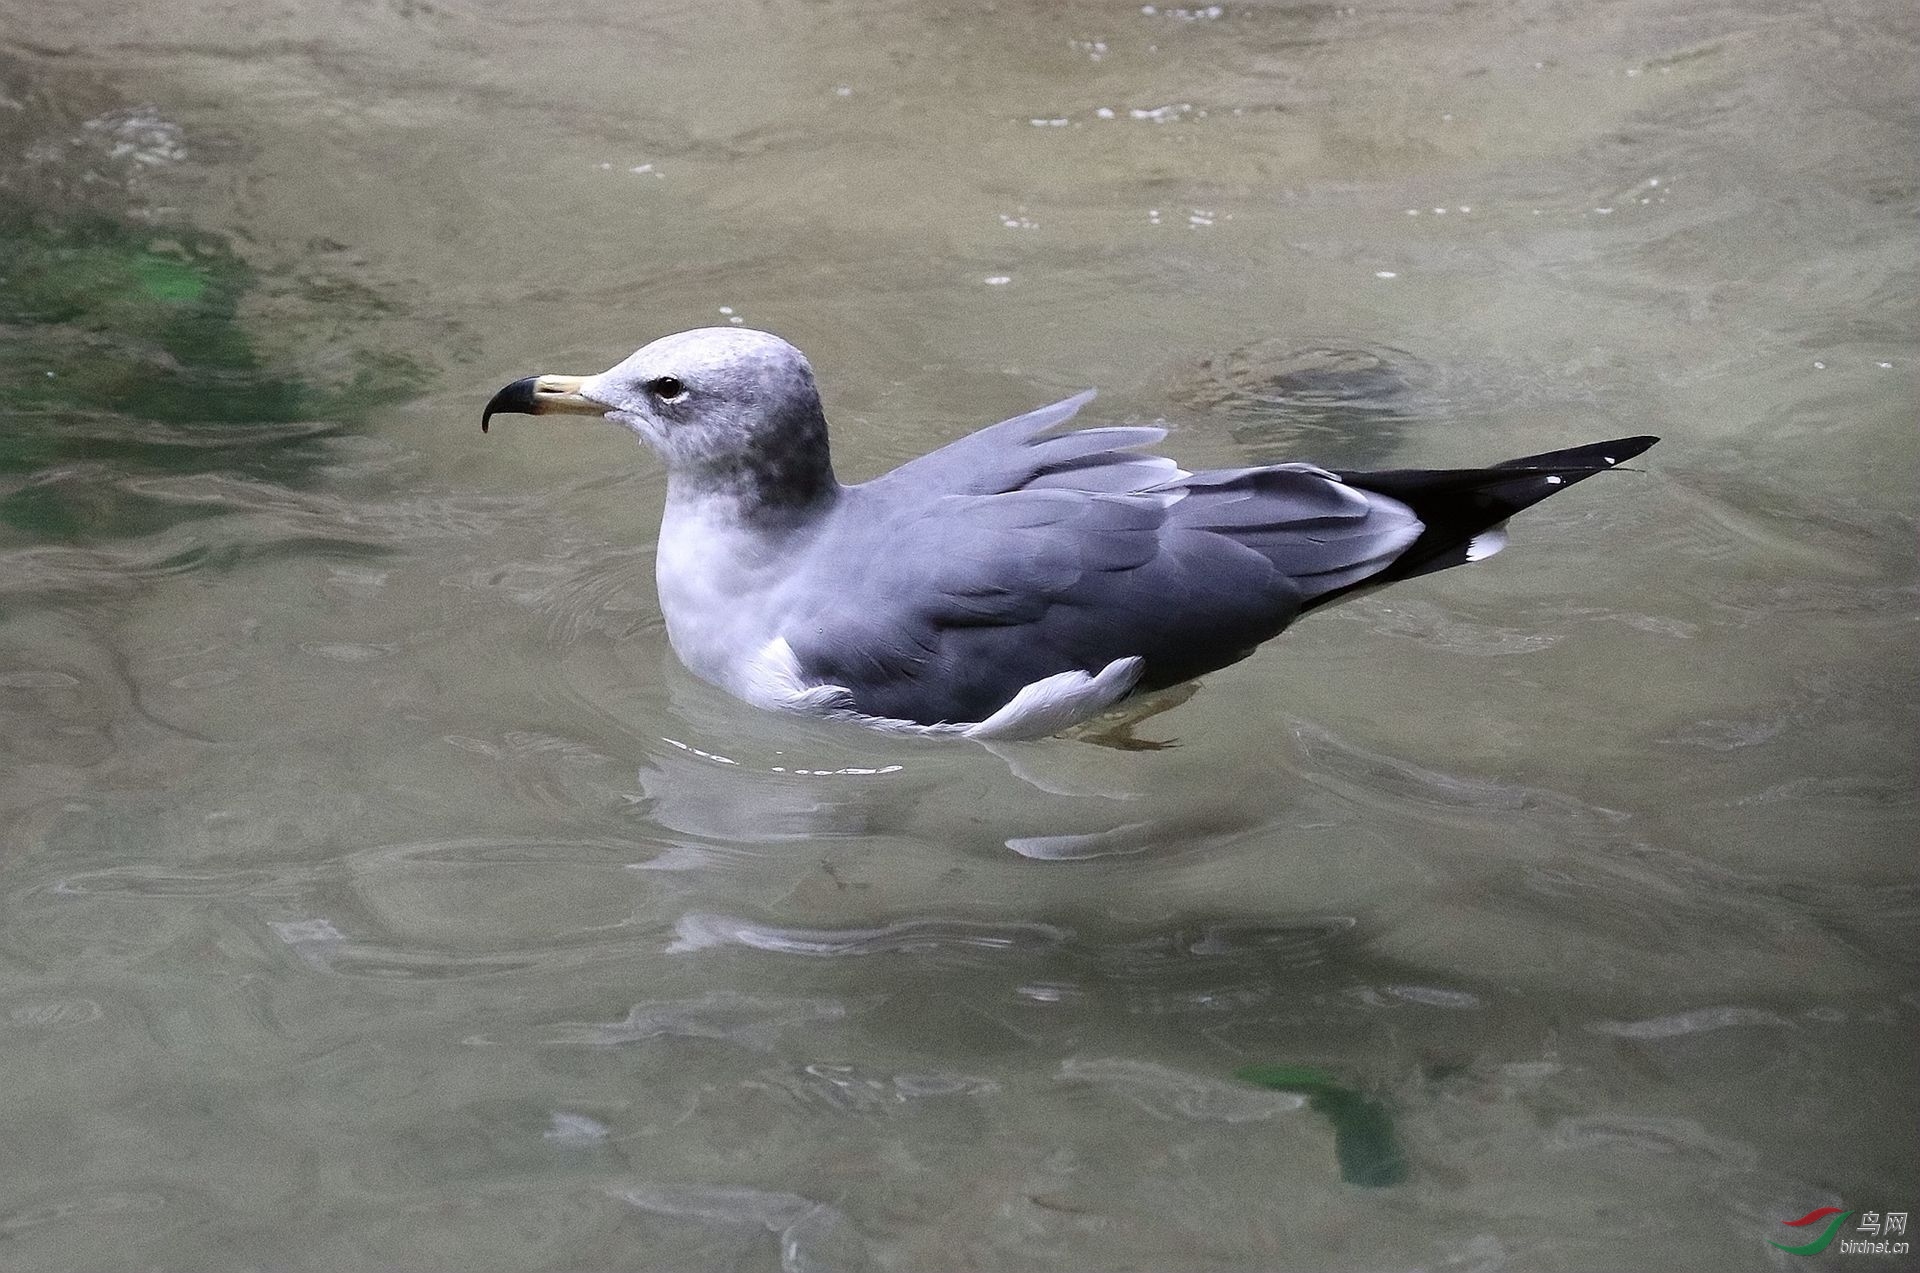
[1771,1207,1853,1256]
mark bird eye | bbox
[648,376,688,402]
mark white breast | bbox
[653,498,793,698]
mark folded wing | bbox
[780,397,1422,725]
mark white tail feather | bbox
[1465,520,1511,562]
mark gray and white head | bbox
[483,327,838,513]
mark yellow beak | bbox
[481,374,607,432]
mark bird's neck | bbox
[667,402,840,528]
[663,461,840,531]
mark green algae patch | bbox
[1235,1064,1410,1188]
[0,212,423,544]
[130,251,211,304]
[2,218,296,425]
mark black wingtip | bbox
[1599,434,1660,464]
[1313,432,1662,602]
[481,375,541,434]
[1494,434,1659,472]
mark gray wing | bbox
[782,439,1423,726]
[872,390,1190,497]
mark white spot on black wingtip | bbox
[1546,474,1563,485]
[1604,456,1616,465]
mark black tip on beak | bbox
[482,376,541,434]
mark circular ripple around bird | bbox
[1168,340,1434,468]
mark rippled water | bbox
[0,1,1914,1269]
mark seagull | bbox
[484,328,1656,741]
